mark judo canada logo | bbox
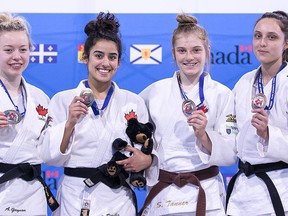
[211,45,252,65]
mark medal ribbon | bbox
[0,79,26,117]
[257,63,286,110]
[177,72,205,109]
[84,80,114,116]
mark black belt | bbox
[64,165,138,213]
[226,160,288,216]
[0,162,59,212]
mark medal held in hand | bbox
[4,109,22,124]
[80,88,94,107]
[252,93,267,109]
[182,99,197,116]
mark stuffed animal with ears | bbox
[113,117,154,188]
[83,116,154,189]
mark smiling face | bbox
[0,31,30,80]
[173,32,208,80]
[253,18,288,67]
[85,39,120,86]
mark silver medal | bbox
[4,110,22,124]
[252,93,267,109]
[182,99,197,116]
[80,88,94,107]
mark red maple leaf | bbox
[36,104,48,117]
[124,110,138,121]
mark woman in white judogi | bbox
[0,13,51,215]
[139,13,237,216]
[226,11,288,216]
[41,12,158,216]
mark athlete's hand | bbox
[60,97,89,153]
[0,111,9,128]
[187,110,212,153]
[116,146,152,173]
[187,110,207,139]
[251,108,269,140]
[66,96,89,128]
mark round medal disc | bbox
[182,99,197,116]
[80,88,94,107]
[252,93,267,109]
[4,110,22,124]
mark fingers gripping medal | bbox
[252,93,267,109]
[80,88,94,107]
[182,99,197,117]
[4,110,22,124]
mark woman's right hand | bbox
[60,96,89,153]
[0,111,9,128]
[66,96,89,129]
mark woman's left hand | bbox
[116,146,152,172]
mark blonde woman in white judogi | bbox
[0,13,51,216]
[139,13,237,216]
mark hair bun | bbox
[176,13,198,27]
[84,12,120,37]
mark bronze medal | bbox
[252,93,267,109]
[4,110,22,124]
[182,99,196,116]
[80,88,94,107]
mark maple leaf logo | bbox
[124,110,138,121]
[36,104,48,117]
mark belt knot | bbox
[172,173,192,187]
[242,161,255,176]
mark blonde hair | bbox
[0,12,33,50]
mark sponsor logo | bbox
[211,45,252,65]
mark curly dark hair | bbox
[82,12,122,62]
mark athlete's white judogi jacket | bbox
[139,72,237,216]
[0,77,50,216]
[42,80,159,216]
[227,64,288,216]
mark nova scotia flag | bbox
[130,44,162,64]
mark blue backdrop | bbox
[5,11,266,215]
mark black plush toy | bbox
[83,117,154,190]
[113,117,154,188]
[83,150,129,189]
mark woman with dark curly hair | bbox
[42,12,158,216]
